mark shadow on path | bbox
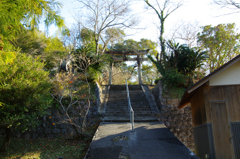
[85,122,198,159]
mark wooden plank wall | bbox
[190,86,207,127]
[204,85,240,123]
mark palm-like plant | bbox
[166,40,208,76]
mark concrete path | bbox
[85,122,198,159]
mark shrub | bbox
[160,69,189,88]
[0,52,52,151]
[51,72,96,138]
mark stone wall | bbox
[10,100,99,139]
[150,82,162,110]
[158,99,194,152]
[0,85,100,139]
[151,83,195,152]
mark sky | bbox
[42,0,240,45]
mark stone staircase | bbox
[103,85,158,121]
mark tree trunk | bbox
[0,127,12,152]
[159,13,165,61]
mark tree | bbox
[0,0,67,50]
[141,64,159,84]
[169,21,200,47]
[110,38,159,84]
[73,27,108,80]
[76,0,136,58]
[99,64,133,85]
[51,49,100,137]
[9,29,68,71]
[12,30,47,56]
[0,52,52,151]
[166,41,208,76]
[197,23,240,72]
[144,0,184,61]
[149,41,208,87]
[213,0,240,14]
[111,38,158,56]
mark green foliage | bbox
[73,28,113,82]
[12,30,47,55]
[149,41,207,88]
[198,23,240,72]
[0,51,16,65]
[80,28,96,49]
[111,38,158,55]
[8,29,68,71]
[160,69,188,88]
[0,52,52,132]
[110,38,159,83]
[166,41,208,76]
[43,36,68,70]
[0,0,67,48]
[162,86,186,99]
[105,28,125,46]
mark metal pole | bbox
[137,55,142,85]
[126,79,134,131]
[109,62,113,85]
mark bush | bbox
[0,52,52,151]
[160,69,189,88]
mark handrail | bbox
[126,79,134,131]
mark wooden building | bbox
[179,55,240,159]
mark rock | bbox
[165,121,170,127]
[156,98,195,152]
[61,129,67,134]
[51,128,60,134]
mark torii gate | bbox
[105,49,150,85]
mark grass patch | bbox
[0,121,100,159]
[0,137,92,159]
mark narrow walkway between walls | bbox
[85,122,197,159]
[88,85,197,159]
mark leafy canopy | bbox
[0,52,52,132]
[0,0,67,44]
[197,23,240,72]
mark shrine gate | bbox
[105,49,150,85]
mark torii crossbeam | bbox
[105,49,150,85]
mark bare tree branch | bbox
[213,0,240,14]
[76,0,138,57]
[144,0,184,61]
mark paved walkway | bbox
[85,122,198,159]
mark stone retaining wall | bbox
[150,82,162,110]
[151,83,195,152]
[0,85,100,139]
[10,100,99,139]
[158,99,194,152]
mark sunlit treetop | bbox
[0,0,68,41]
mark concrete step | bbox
[106,107,151,111]
[130,101,149,105]
[109,85,126,90]
[128,85,142,90]
[108,100,127,102]
[105,110,153,114]
[107,104,150,108]
[107,106,151,110]
[102,116,158,122]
